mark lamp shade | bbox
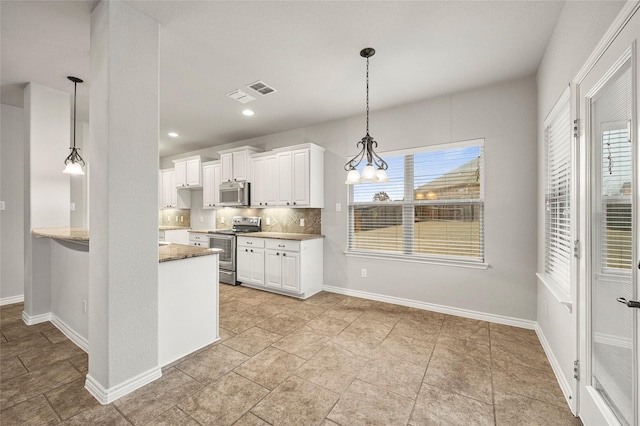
[361,164,376,181]
[345,168,361,184]
[375,168,388,183]
[63,162,85,175]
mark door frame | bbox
[573,2,640,424]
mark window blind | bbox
[601,125,632,270]
[348,140,484,262]
[544,89,571,291]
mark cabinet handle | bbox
[276,252,280,256]
[287,202,290,205]
[260,202,263,206]
[250,249,253,252]
[283,253,286,256]
[245,249,248,252]
[293,202,296,205]
[278,244,285,247]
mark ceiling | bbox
[1,0,564,157]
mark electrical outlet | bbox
[0,201,5,211]
[175,216,178,222]
[180,216,184,223]
[70,202,76,211]
[200,216,204,223]
[300,218,305,227]
[266,217,271,225]
[336,203,341,212]
[167,216,171,222]
[543,300,548,318]
[82,300,87,315]
[221,216,225,224]
[361,268,367,278]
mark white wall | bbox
[0,104,25,303]
[163,75,540,324]
[535,0,625,407]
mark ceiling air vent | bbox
[247,80,277,96]
[226,89,256,104]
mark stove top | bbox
[208,216,261,235]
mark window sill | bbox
[536,273,572,312]
[344,250,490,270]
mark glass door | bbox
[589,58,634,425]
[578,13,638,423]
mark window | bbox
[348,139,484,264]
[543,88,571,293]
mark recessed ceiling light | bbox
[168,132,179,137]
[242,109,255,116]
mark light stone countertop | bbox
[239,232,325,241]
[32,227,221,262]
[159,243,222,263]
[32,227,89,242]
[159,226,191,231]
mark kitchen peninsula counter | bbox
[32,227,221,262]
[28,226,221,368]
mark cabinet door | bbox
[237,247,251,283]
[169,171,177,206]
[281,251,299,292]
[277,152,292,206]
[232,151,248,181]
[202,164,214,207]
[265,250,282,288]
[251,157,265,207]
[162,170,175,207]
[264,155,279,206]
[249,248,265,285]
[212,163,222,204]
[186,159,201,186]
[221,153,233,182]
[175,161,187,187]
[291,149,310,206]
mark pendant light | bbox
[63,76,85,175]
[344,47,388,184]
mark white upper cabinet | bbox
[202,161,222,208]
[160,169,191,209]
[173,155,202,188]
[251,143,324,208]
[250,156,266,207]
[219,146,261,182]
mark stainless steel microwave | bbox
[219,181,250,207]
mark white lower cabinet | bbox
[237,237,265,286]
[237,236,323,298]
[163,229,190,245]
[188,232,210,248]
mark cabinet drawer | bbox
[237,237,265,248]
[265,239,300,252]
[189,233,209,242]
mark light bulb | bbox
[345,169,361,184]
[376,168,388,183]
[63,162,84,175]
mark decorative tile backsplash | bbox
[158,209,191,228]
[217,208,321,234]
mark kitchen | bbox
[1,1,639,424]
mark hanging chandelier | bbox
[344,47,388,185]
[63,76,85,175]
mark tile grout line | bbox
[488,323,498,426]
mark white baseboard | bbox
[1,294,24,306]
[22,311,52,325]
[51,316,89,353]
[535,324,575,414]
[85,367,162,405]
[322,285,536,329]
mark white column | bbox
[23,83,71,321]
[86,0,160,403]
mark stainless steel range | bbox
[208,216,261,285]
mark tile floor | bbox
[0,286,581,425]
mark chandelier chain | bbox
[365,56,369,135]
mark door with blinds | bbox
[577,7,638,425]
